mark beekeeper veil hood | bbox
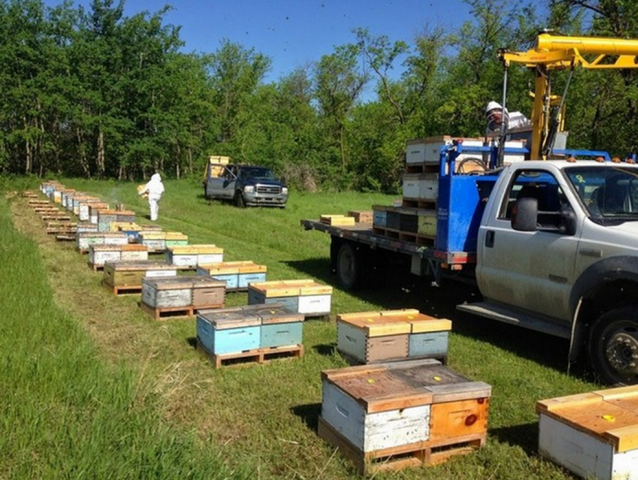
[151,173,162,182]
[485,101,503,117]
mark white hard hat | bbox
[485,101,502,116]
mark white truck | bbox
[302,33,638,385]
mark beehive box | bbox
[89,203,111,224]
[97,209,136,232]
[372,207,387,228]
[197,307,261,355]
[77,232,129,252]
[537,386,638,480]
[76,222,99,233]
[337,309,452,364]
[197,261,267,291]
[348,210,373,224]
[406,136,525,166]
[248,279,332,316]
[117,223,161,242]
[197,303,303,355]
[142,276,193,308]
[165,232,189,247]
[319,359,491,474]
[320,214,356,227]
[102,260,178,289]
[78,200,107,222]
[89,244,149,267]
[402,173,439,201]
[139,231,166,251]
[166,245,223,267]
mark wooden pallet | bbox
[87,262,105,271]
[102,281,142,296]
[197,341,304,368]
[318,417,485,475]
[405,163,439,174]
[139,301,224,320]
[372,227,435,246]
[41,215,71,221]
[402,198,437,209]
[56,234,76,242]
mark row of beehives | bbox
[34,183,638,479]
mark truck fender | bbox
[568,256,638,360]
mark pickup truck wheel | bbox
[589,306,638,386]
[234,192,246,208]
[337,242,364,290]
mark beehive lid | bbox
[139,232,166,240]
[78,232,128,238]
[90,244,127,252]
[322,359,491,413]
[189,276,226,289]
[409,315,452,333]
[536,385,638,453]
[142,276,192,290]
[88,203,110,210]
[169,244,222,254]
[336,309,416,336]
[250,303,304,324]
[165,232,188,240]
[250,279,332,297]
[198,306,261,329]
[99,209,133,216]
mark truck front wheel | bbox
[337,242,365,290]
[234,192,246,208]
[589,306,638,386]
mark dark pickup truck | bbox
[203,163,288,208]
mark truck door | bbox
[476,168,581,322]
[207,165,236,200]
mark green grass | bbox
[1,177,603,479]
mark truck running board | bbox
[456,302,572,339]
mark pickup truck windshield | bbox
[238,167,276,181]
[565,166,638,219]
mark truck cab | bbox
[203,162,288,208]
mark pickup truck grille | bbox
[257,185,281,195]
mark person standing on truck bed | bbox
[485,101,531,134]
[138,173,165,221]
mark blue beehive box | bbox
[253,304,304,348]
[197,308,261,355]
[198,261,267,291]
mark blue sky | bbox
[42,0,475,83]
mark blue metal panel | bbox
[260,322,303,348]
[211,273,238,289]
[408,331,449,358]
[238,272,266,288]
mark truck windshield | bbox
[564,166,638,220]
[238,167,276,180]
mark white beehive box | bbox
[537,386,638,480]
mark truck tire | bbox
[234,192,246,208]
[336,242,365,290]
[588,306,638,386]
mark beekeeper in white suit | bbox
[485,101,531,134]
[138,173,165,221]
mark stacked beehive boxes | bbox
[197,261,267,291]
[88,244,149,270]
[140,276,226,319]
[196,303,304,367]
[102,260,179,295]
[248,279,332,317]
[165,245,224,267]
[336,309,451,364]
[319,359,491,475]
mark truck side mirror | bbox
[560,206,577,236]
[512,197,538,232]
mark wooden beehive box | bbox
[248,279,332,316]
[139,231,166,251]
[348,210,373,224]
[97,209,136,232]
[537,386,638,480]
[197,261,267,291]
[76,232,129,252]
[102,260,178,288]
[78,199,104,221]
[337,309,452,364]
[164,232,189,247]
[319,359,491,474]
[197,307,262,355]
[166,245,224,267]
[190,276,226,307]
[142,276,193,308]
[320,214,356,227]
[403,173,439,201]
[89,244,149,267]
[88,203,110,223]
[253,303,304,348]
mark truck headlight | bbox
[243,185,255,193]
[282,187,288,194]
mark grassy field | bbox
[1,175,601,479]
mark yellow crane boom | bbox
[499,33,638,159]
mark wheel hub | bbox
[606,330,638,375]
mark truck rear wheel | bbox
[337,242,365,290]
[589,306,638,386]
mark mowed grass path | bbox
[2,176,600,479]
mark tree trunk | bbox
[97,128,105,178]
[76,127,91,178]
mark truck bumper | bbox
[244,194,288,207]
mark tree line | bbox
[1,0,637,192]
